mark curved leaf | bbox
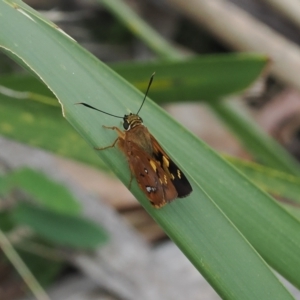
[5,168,81,215]
[12,203,108,249]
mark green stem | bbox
[100,0,183,60]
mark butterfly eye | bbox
[123,120,129,130]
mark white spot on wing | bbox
[146,186,156,193]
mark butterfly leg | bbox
[94,137,119,151]
[103,125,124,136]
[94,126,125,150]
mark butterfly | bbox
[77,73,192,208]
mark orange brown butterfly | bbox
[77,73,192,208]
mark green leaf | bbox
[3,168,81,215]
[0,53,268,103]
[0,55,267,170]
[0,2,297,299]
[227,155,300,204]
[100,0,182,60]
[101,0,300,177]
[0,174,9,196]
[112,54,268,102]
[12,203,108,249]
[211,100,300,175]
[0,83,106,169]
[0,211,15,232]
[17,250,63,287]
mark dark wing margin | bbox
[150,135,193,198]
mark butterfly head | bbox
[76,73,154,129]
[123,113,143,130]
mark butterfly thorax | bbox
[123,114,154,155]
[123,113,143,130]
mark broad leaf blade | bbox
[211,100,300,175]
[5,168,81,215]
[112,55,268,102]
[227,156,300,204]
[12,203,108,249]
[0,54,267,170]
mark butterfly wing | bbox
[150,134,193,198]
[127,142,178,208]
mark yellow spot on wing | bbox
[153,200,167,208]
[164,175,168,184]
[150,160,157,172]
[177,169,181,179]
[162,156,169,168]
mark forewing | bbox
[128,143,177,208]
[150,135,193,198]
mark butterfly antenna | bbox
[75,102,123,119]
[136,72,155,115]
